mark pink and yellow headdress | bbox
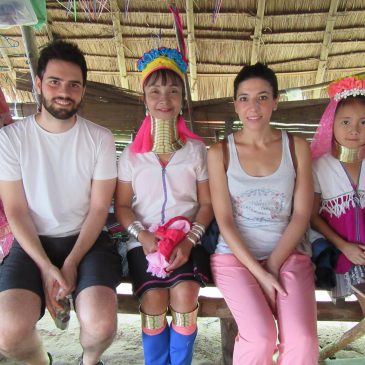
[311,75,365,159]
[137,47,188,87]
[131,47,203,153]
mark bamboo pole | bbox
[20,26,40,106]
[186,0,198,101]
[170,5,195,130]
[250,0,266,65]
[110,0,129,89]
[313,0,339,98]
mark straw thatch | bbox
[1,0,365,145]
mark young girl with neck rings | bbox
[311,76,365,298]
[115,47,213,365]
[208,63,318,365]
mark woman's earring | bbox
[145,106,149,116]
[179,109,183,115]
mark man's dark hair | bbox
[233,62,278,100]
[37,40,87,85]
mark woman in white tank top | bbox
[208,63,318,365]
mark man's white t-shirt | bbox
[0,115,117,237]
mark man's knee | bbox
[0,320,36,355]
[80,314,117,343]
[0,290,41,354]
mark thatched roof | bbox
[1,0,365,146]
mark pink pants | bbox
[211,253,318,365]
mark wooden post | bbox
[220,318,237,365]
[225,119,234,137]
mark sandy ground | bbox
[1,287,365,364]
[1,314,365,365]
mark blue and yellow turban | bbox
[137,47,188,86]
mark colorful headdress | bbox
[131,47,202,153]
[311,75,365,159]
[137,47,188,86]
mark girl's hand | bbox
[166,238,193,272]
[138,230,158,255]
[341,242,365,265]
[256,270,287,312]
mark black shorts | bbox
[127,245,211,299]
[0,231,123,317]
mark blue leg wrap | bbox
[142,324,170,365]
[169,327,197,365]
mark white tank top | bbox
[215,131,296,259]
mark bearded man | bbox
[0,40,122,365]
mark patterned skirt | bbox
[127,245,211,299]
[332,264,365,298]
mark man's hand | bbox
[41,264,69,319]
[60,259,78,296]
[166,238,193,272]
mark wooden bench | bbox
[116,287,365,365]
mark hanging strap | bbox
[287,133,297,174]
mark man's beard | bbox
[41,94,81,120]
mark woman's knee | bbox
[235,326,277,360]
[287,330,318,350]
[141,289,169,315]
[170,282,199,313]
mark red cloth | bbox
[0,201,13,260]
[146,216,191,278]
[155,216,191,260]
[0,87,13,126]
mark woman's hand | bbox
[138,230,158,255]
[265,256,282,280]
[166,238,193,272]
[341,242,365,265]
[256,270,287,312]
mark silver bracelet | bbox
[127,221,145,240]
[186,234,198,247]
[188,222,206,243]
[192,222,206,235]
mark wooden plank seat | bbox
[116,284,365,365]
